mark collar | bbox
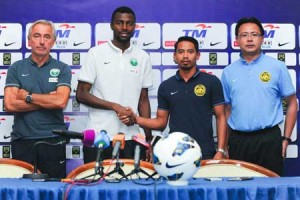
[240,52,264,64]
[175,68,201,81]
[108,40,133,53]
[28,55,52,66]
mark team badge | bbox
[50,69,60,76]
[260,72,271,82]
[130,58,138,66]
[194,84,206,96]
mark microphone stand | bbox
[106,153,127,180]
[23,138,68,179]
[94,148,104,178]
[124,145,152,179]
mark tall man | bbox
[76,6,153,163]
[4,20,71,178]
[221,17,297,176]
[125,36,227,159]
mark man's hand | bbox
[116,106,136,126]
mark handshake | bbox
[115,105,137,126]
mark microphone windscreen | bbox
[82,129,96,147]
[112,133,125,149]
[94,130,110,149]
[132,133,150,149]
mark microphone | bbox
[112,133,125,158]
[94,130,110,175]
[132,133,150,168]
[52,129,99,147]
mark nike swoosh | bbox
[278,42,289,47]
[170,91,178,95]
[166,162,184,168]
[22,74,30,76]
[104,62,111,64]
[4,42,16,46]
[60,160,65,164]
[210,42,221,46]
[143,42,154,46]
[73,42,85,46]
[4,135,11,139]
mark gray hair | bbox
[27,19,56,40]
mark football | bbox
[153,132,202,186]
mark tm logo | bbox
[132,24,145,38]
[182,23,212,38]
[264,24,280,39]
[56,24,76,38]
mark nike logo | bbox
[60,160,65,164]
[170,91,178,95]
[73,42,85,46]
[166,162,184,168]
[104,62,111,64]
[22,74,30,76]
[210,42,221,46]
[278,42,289,47]
[3,135,11,139]
[4,42,16,46]
[143,42,154,46]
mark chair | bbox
[0,158,35,178]
[67,159,157,180]
[193,159,279,178]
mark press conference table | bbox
[1,177,300,200]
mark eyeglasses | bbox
[238,32,262,39]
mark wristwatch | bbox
[25,92,32,103]
[217,148,227,157]
[282,136,292,143]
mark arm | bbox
[4,87,40,112]
[282,94,297,157]
[76,81,132,116]
[136,109,169,131]
[213,104,227,160]
[16,86,70,110]
[224,103,231,158]
[137,88,152,142]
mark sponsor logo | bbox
[166,162,184,168]
[2,145,10,158]
[170,91,179,95]
[278,42,289,47]
[209,53,217,65]
[73,42,85,46]
[277,53,285,62]
[104,62,111,65]
[4,42,15,46]
[3,135,11,139]
[72,53,80,65]
[210,42,221,46]
[22,74,30,77]
[143,42,154,46]
[3,53,11,65]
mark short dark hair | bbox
[235,17,264,37]
[111,6,136,24]
[174,36,199,53]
